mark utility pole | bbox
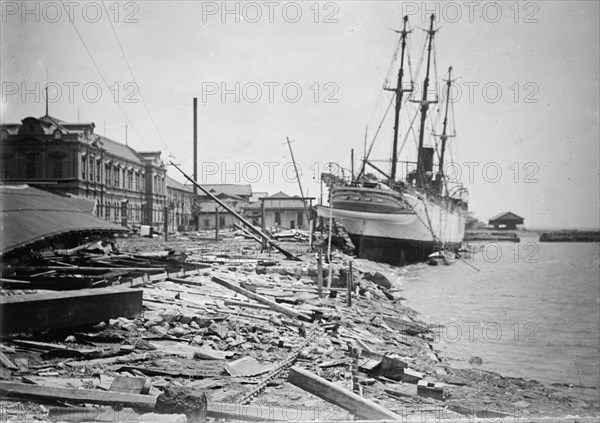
[286,137,310,225]
[193,98,199,231]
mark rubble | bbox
[0,234,598,421]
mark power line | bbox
[60,0,154,152]
[101,0,173,156]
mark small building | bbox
[244,191,312,231]
[186,183,251,229]
[488,211,524,230]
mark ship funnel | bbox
[422,147,435,173]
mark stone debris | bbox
[0,233,598,421]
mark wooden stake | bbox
[317,250,323,299]
[347,261,353,307]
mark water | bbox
[401,234,600,390]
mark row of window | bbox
[80,156,165,193]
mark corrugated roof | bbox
[488,211,524,222]
[0,184,125,255]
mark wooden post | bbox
[215,207,219,241]
[260,199,266,250]
[317,249,323,299]
[347,261,353,307]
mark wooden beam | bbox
[207,402,352,422]
[170,162,301,261]
[287,366,402,421]
[211,276,312,322]
[0,382,156,411]
[0,287,142,334]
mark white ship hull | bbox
[316,187,467,264]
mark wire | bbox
[60,0,153,152]
[100,0,173,156]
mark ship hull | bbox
[316,187,466,265]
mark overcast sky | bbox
[1,1,598,229]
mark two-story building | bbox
[0,115,167,227]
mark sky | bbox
[1,0,599,229]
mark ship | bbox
[316,15,468,265]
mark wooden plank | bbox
[0,351,18,370]
[0,381,156,411]
[224,300,270,310]
[0,287,142,334]
[287,366,402,421]
[207,402,352,422]
[211,276,312,322]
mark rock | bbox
[469,356,483,365]
[179,314,194,325]
[155,384,207,422]
[363,271,392,289]
[64,335,76,343]
[152,325,169,336]
[161,311,179,323]
[268,315,282,326]
[170,327,187,337]
[122,322,138,332]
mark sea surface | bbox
[401,234,600,391]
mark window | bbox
[96,160,101,182]
[105,165,111,185]
[81,157,87,180]
[274,212,281,225]
[297,212,303,228]
[219,216,225,227]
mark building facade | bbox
[166,176,195,232]
[244,191,311,231]
[0,115,167,227]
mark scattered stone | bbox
[469,356,484,365]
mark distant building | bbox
[244,191,312,230]
[0,115,168,227]
[465,215,481,230]
[191,184,252,230]
[488,211,524,230]
[165,176,195,232]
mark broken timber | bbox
[0,382,156,411]
[0,287,142,334]
[287,366,402,420]
[211,276,312,322]
[170,161,301,261]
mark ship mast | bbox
[388,16,411,184]
[415,15,437,188]
[438,66,453,190]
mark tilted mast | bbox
[386,16,411,184]
[414,15,438,187]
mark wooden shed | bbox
[488,212,524,230]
